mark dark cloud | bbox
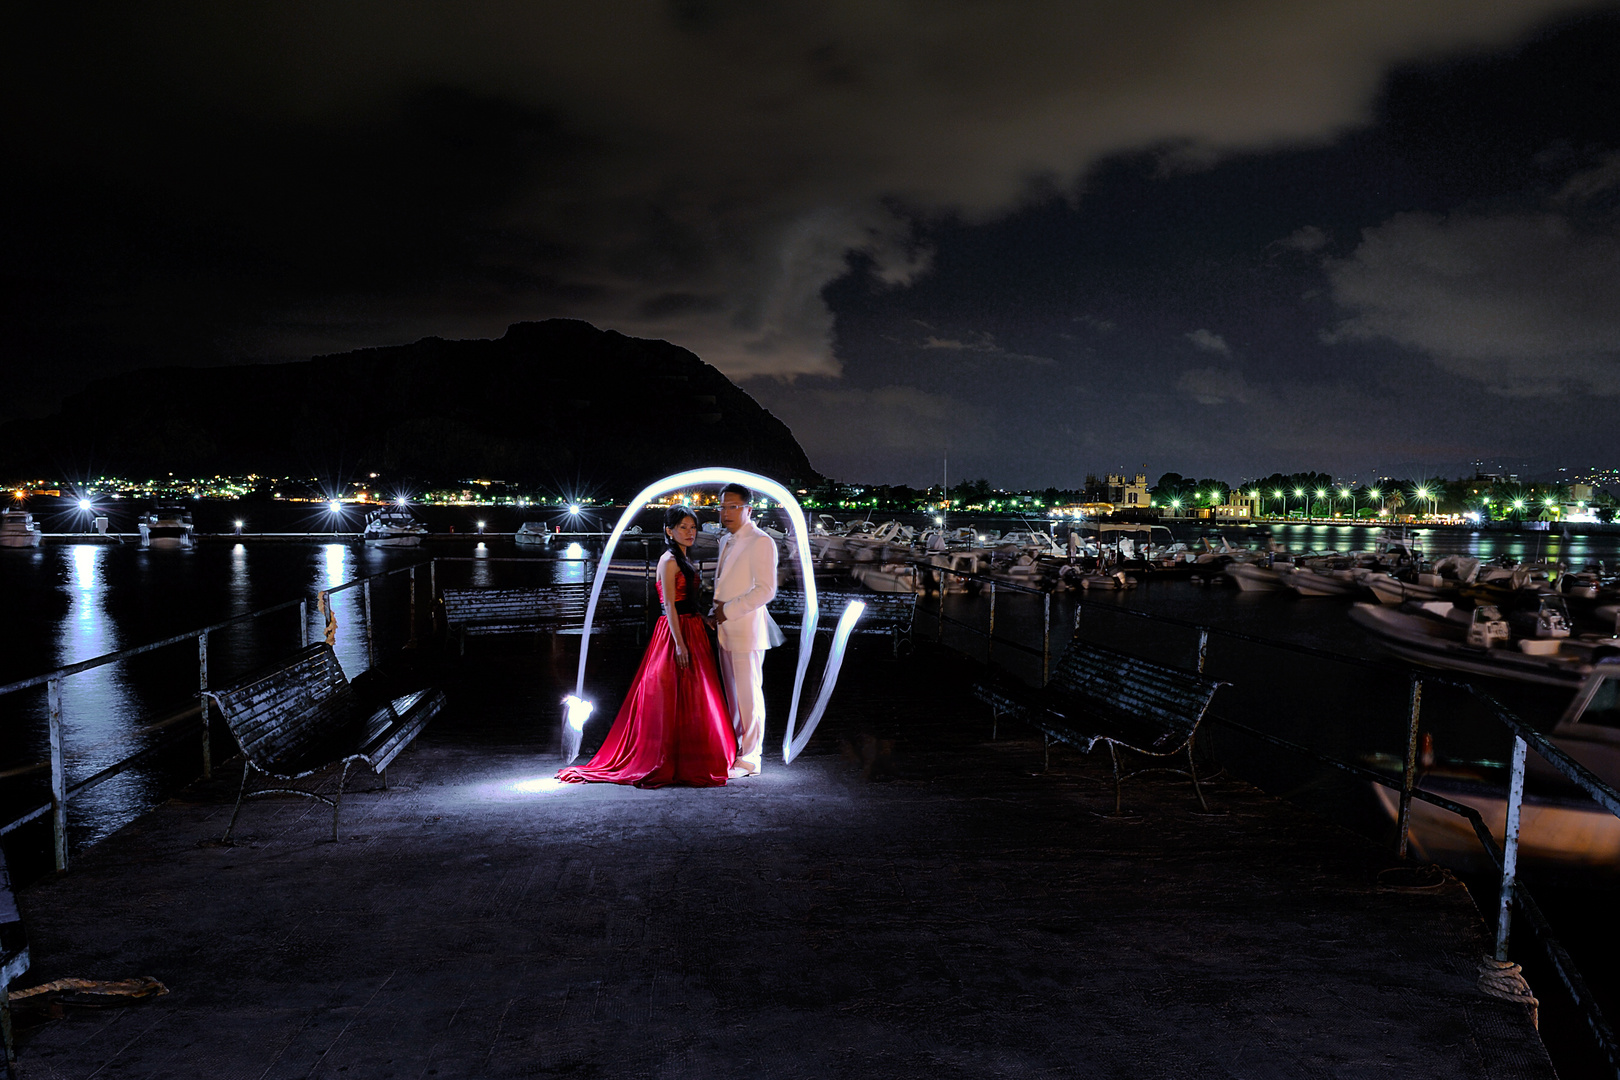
[4,1,1616,482]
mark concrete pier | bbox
[11,645,1553,1078]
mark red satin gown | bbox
[558,570,736,787]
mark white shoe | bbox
[727,766,755,778]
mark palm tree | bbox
[1384,490,1406,518]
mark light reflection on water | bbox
[316,543,370,679]
[57,545,148,848]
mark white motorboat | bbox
[1348,599,1619,687]
[851,562,923,594]
[1076,569,1137,591]
[139,506,194,550]
[515,521,550,547]
[1226,561,1291,592]
[1282,565,1366,598]
[0,510,43,548]
[362,507,428,547]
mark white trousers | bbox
[719,646,766,773]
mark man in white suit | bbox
[712,483,779,777]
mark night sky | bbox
[6,2,1619,487]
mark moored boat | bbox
[1348,599,1618,687]
[361,507,429,547]
[139,505,195,549]
[0,509,43,548]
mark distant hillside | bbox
[0,320,818,493]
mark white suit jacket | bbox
[714,520,780,652]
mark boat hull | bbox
[1371,782,1620,872]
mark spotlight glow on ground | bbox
[510,777,569,794]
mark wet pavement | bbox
[10,641,1554,1078]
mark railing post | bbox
[362,578,375,670]
[408,566,418,648]
[47,676,67,872]
[986,581,996,664]
[1042,592,1051,685]
[1398,676,1423,859]
[198,631,211,779]
[430,559,437,607]
[298,598,308,647]
[936,576,946,643]
[1196,628,1210,675]
[1495,734,1529,961]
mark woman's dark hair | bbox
[663,504,699,597]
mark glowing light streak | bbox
[783,599,864,763]
[572,467,859,766]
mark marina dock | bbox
[10,645,1553,1078]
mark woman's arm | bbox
[659,554,691,667]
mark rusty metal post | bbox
[1196,628,1210,675]
[198,631,211,779]
[1495,734,1529,960]
[47,676,66,871]
[987,581,997,664]
[430,558,437,606]
[1042,591,1051,685]
[407,565,418,648]
[1073,601,1082,633]
[1397,676,1423,859]
[362,578,375,670]
[298,599,308,647]
[936,578,946,643]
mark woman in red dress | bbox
[558,505,737,787]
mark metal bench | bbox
[1,844,26,1077]
[439,583,639,654]
[205,643,445,842]
[974,636,1225,812]
[772,588,918,657]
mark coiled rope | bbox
[1478,958,1539,1029]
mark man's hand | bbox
[713,600,727,624]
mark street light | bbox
[1340,487,1356,521]
[1314,488,1327,522]
[1415,486,1432,519]
[1369,488,1382,516]
[1294,487,1306,521]
[1273,489,1286,519]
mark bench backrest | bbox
[441,584,622,624]
[772,589,916,627]
[206,642,352,763]
[1046,638,1221,754]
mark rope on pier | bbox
[9,976,168,1004]
[1478,957,1539,1029]
[318,591,338,646]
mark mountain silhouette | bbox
[1,320,818,494]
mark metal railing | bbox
[0,545,664,872]
[919,573,1620,1076]
[0,561,425,870]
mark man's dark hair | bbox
[721,482,752,503]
